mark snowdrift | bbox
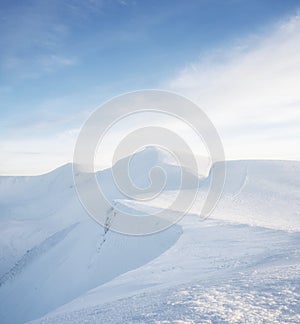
[0,147,299,323]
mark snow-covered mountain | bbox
[0,147,299,323]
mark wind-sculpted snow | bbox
[124,159,300,232]
[211,160,300,232]
[32,216,299,323]
[30,263,300,324]
[0,222,79,287]
[0,212,181,323]
[0,149,299,323]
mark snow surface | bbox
[0,147,299,323]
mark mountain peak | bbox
[133,146,177,166]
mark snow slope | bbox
[0,147,299,323]
[125,159,300,232]
[0,162,181,323]
[30,215,300,323]
[33,262,300,323]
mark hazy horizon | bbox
[1,0,299,175]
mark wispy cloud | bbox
[167,13,300,160]
[1,3,299,175]
[0,0,104,80]
[0,129,78,175]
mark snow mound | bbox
[0,149,299,323]
[210,160,300,232]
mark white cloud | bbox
[2,11,300,175]
[0,129,78,175]
[0,84,118,175]
[168,13,300,161]
[38,54,78,70]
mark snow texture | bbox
[0,147,299,323]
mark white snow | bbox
[0,147,299,323]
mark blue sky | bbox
[1,0,300,174]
